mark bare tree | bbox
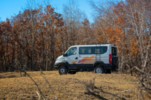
[63,0,86,46]
[126,0,151,97]
[91,0,151,98]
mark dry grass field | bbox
[0,71,147,100]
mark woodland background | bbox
[0,0,151,73]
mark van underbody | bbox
[54,61,117,72]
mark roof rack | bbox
[84,43,116,46]
[85,43,112,45]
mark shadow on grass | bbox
[87,93,108,100]
[0,75,17,78]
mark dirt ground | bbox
[0,71,147,100]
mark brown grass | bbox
[0,71,142,100]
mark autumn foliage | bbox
[0,5,65,71]
[0,0,151,73]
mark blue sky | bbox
[0,0,122,23]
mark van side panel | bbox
[78,55,96,64]
[77,47,95,69]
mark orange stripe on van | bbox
[78,55,95,63]
[72,61,77,64]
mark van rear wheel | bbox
[59,66,67,75]
[94,65,104,73]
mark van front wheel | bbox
[59,66,67,75]
[94,65,104,73]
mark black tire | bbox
[94,65,104,73]
[112,65,117,71]
[106,69,111,74]
[59,65,67,75]
[68,71,76,74]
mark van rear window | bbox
[112,47,117,56]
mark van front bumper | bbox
[54,60,67,69]
[54,63,59,69]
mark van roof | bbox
[70,44,116,47]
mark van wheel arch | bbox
[58,62,69,69]
[93,62,104,69]
[58,64,68,70]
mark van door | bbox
[65,47,78,69]
[78,47,95,69]
[111,47,118,70]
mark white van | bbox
[54,44,118,75]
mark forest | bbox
[0,0,150,72]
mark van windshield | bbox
[66,47,77,56]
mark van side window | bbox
[79,46,107,54]
[79,47,95,54]
[66,47,77,56]
[112,47,117,56]
[95,46,107,54]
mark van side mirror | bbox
[63,53,67,57]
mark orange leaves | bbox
[35,22,40,28]
[133,12,139,22]
[54,28,58,33]
[115,17,125,25]
[105,27,124,45]
[0,4,67,71]
[95,25,127,55]
[130,37,138,56]
[44,5,54,17]
[113,1,125,15]
[47,5,51,9]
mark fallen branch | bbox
[42,75,57,100]
[36,91,41,100]
[26,73,45,99]
[93,89,126,100]
[74,78,126,100]
[116,88,137,93]
[133,66,145,74]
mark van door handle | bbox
[75,57,78,59]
